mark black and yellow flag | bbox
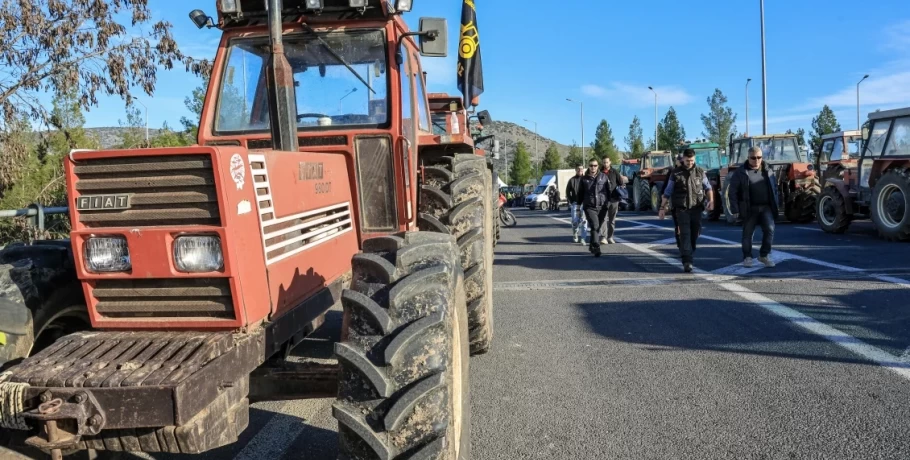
[457,0,484,107]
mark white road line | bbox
[625,219,910,289]
[642,237,679,249]
[233,410,306,460]
[711,252,793,276]
[795,226,824,232]
[596,222,910,382]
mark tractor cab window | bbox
[846,136,863,156]
[215,29,389,134]
[830,138,844,161]
[413,54,430,133]
[883,116,910,157]
[650,155,671,169]
[756,137,801,162]
[737,142,750,164]
[693,148,722,169]
[864,120,892,158]
[431,113,448,135]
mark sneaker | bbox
[758,256,775,268]
[608,238,616,244]
[572,234,579,243]
[579,237,587,245]
[600,237,608,245]
[743,257,753,268]
[683,263,693,273]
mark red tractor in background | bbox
[721,133,820,224]
[629,150,674,211]
[0,1,495,459]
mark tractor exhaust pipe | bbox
[266,0,299,152]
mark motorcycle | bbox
[498,193,517,226]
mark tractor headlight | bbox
[174,236,224,273]
[219,0,238,13]
[84,237,131,273]
[305,0,323,10]
[395,0,412,12]
[349,0,367,7]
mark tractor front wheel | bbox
[871,169,910,241]
[785,181,820,223]
[816,187,852,234]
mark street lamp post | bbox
[857,74,869,130]
[566,98,584,159]
[648,87,658,150]
[760,0,768,135]
[745,78,752,136]
[524,118,539,176]
[131,96,149,146]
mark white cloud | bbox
[421,55,458,91]
[581,82,694,108]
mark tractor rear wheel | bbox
[334,232,470,460]
[816,187,852,234]
[722,181,738,225]
[418,154,494,355]
[871,169,910,241]
[636,178,651,211]
[785,181,820,223]
[650,185,661,212]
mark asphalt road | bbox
[30,206,910,459]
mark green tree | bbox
[118,105,150,149]
[151,122,193,147]
[700,88,738,147]
[591,119,621,164]
[564,141,585,169]
[810,105,841,152]
[509,141,533,186]
[624,115,646,159]
[541,143,562,171]
[658,107,687,152]
[786,128,808,147]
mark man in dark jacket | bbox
[580,159,610,256]
[599,156,623,245]
[565,165,587,244]
[728,146,780,268]
[658,149,714,273]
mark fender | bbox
[825,178,855,215]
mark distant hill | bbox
[482,120,571,160]
[84,127,164,149]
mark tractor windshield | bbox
[754,137,802,163]
[214,29,389,133]
[649,155,672,169]
[693,148,724,169]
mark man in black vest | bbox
[580,158,610,257]
[658,149,714,272]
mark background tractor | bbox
[816,108,910,239]
[629,150,674,211]
[722,133,820,224]
[676,140,729,220]
[814,130,863,233]
[0,1,496,459]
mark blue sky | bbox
[77,0,910,150]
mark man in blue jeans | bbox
[727,146,780,268]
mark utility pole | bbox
[131,96,149,146]
[648,87,658,150]
[857,74,869,130]
[760,0,768,135]
[745,78,752,136]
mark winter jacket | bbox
[566,175,584,205]
[727,161,780,218]
[580,171,610,210]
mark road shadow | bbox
[576,287,910,368]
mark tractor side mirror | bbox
[477,110,493,126]
[418,18,448,57]
[862,126,869,140]
[189,9,214,29]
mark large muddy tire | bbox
[722,180,738,225]
[650,185,661,213]
[0,245,88,367]
[334,232,470,460]
[418,154,493,355]
[816,187,852,234]
[871,169,910,241]
[491,170,501,248]
[785,182,820,223]
[636,178,651,211]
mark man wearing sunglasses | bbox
[727,146,780,268]
[659,149,714,272]
[580,159,611,256]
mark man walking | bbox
[727,146,779,268]
[565,165,588,244]
[598,156,623,245]
[580,159,609,256]
[658,149,714,273]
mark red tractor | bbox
[629,150,674,211]
[721,133,820,224]
[0,1,494,459]
[816,108,910,239]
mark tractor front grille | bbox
[73,155,221,228]
[92,278,235,319]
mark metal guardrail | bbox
[0,204,69,240]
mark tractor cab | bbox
[855,107,910,239]
[629,150,673,212]
[816,130,863,187]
